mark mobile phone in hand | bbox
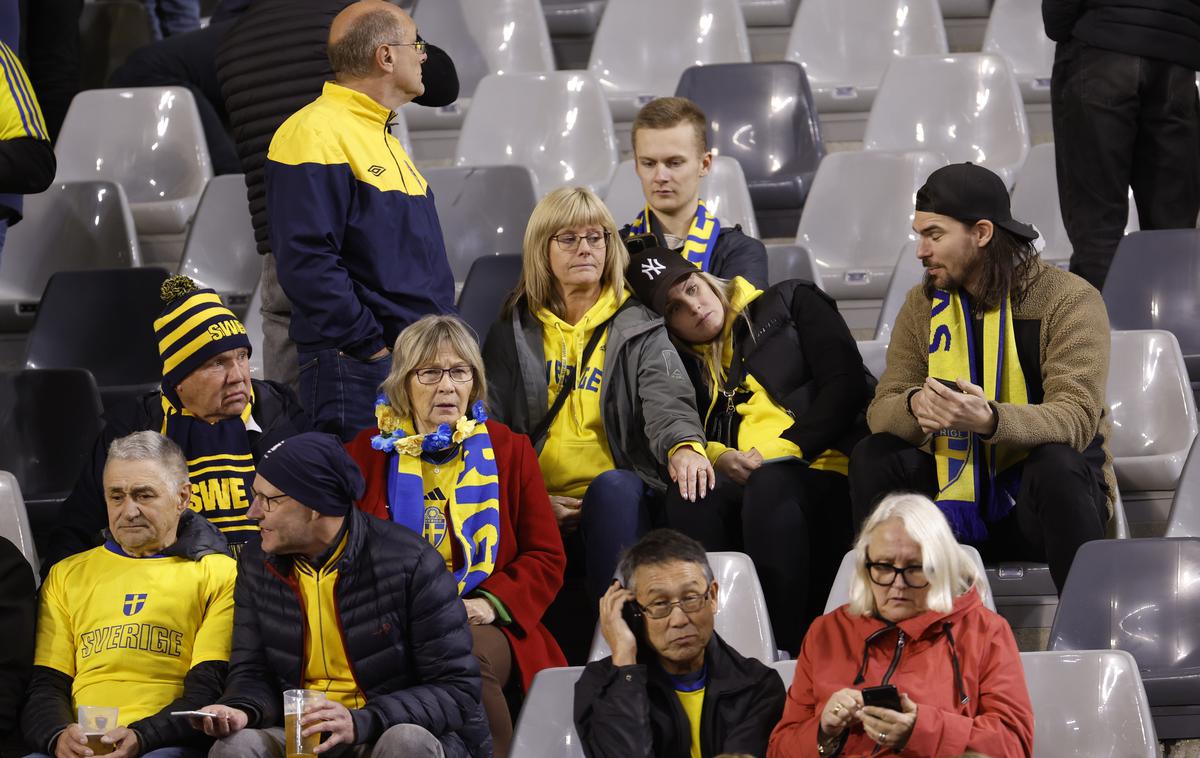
[932,377,961,392]
[861,684,901,712]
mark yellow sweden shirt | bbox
[34,542,237,723]
[296,533,366,709]
[420,459,459,571]
[675,686,705,758]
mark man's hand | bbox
[189,704,249,738]
[599,581,639,667]
[859,692,918,752]
[913,377,997,436]
[713,448,763,485]
[303,699,356,754]
[668,447,716,502]
[53,724,93,758]
[549,495,582,533]
[99,726,139,758]
[463,597,496,625]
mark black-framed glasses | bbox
[637,588,711,619]
[384,40,427,54]
[413,365,473,385]
[252,490,289,513]
[865,550,929,588]
[551,230,611,253]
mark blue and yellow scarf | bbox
[371,399,501,595]
[928,290,1028,542]
[630,199,721,272]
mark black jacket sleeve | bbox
[128,661,226,752]
[1042,0,1085,41]
[21,666,75,754]
[216,563,276,727]
[481,315,520,430]
[0,540,35,745]
[0,137,56,195]
[412,42,459,108]
[573,661,655,758]
[719,667,787,756]
[712,229,769,290]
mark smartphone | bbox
[861,684,902,712]
[621,597,644,638]
[932,377,961,392]
[170,710,219,718]
[623,232,658,256]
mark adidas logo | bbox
[424,487,447,502]
[368,165,386,176]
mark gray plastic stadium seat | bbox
[55,87,213,237]
[796,150,946,301]
[982,0,1054,104]
[739,0,798,26]
[771,658,795,688]
[0,181,142,331]
[0,471,41,577]
[675,62,824,238]
[587,0,752,121]
[604,156,759,238]
[856,339,888,380]
[864,54,1030,188]
[766,245,819,287]
[939,0,992,16]
[510,666,586,758]
[1168,438,1200,538]
[874,242,924,343]
[177,174,258,316]
[1103,230,1200,391]
[400,0,489,132]
[785,0,947,114]
[823,545,994,614]
[455,72,619,196]
[424,166,539,283]
[1022,650,1159,758]
[588,552,777,663]
[1049,538,1200,739]
[541,0,606,36]
[461,0,555,75]
[243,282,264,379]
[457,254,523,343]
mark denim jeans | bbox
[579,469,656,600]
[297,348,392,442]
[142,0,200,39]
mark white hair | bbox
[848,492,986,617]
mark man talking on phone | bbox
[574,529,784,757]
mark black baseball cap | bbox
[915,162,1038,241]
[625,247,700,316]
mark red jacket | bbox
[768,588,1033,758]
[346,420,567,690]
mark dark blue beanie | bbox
[257,432,364,516]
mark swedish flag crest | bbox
[123,593,148,616]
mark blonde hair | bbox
[380,315,488,422]
[848,493,985,617]
[503,186,629,318]
[669,271,747,389]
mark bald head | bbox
[328,1,415,80]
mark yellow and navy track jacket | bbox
[265,82,454,360]
[0,39,54,222]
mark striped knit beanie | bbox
[155,276,251,400]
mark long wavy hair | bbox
[922,224,1040,313]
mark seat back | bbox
[796,150,946,300]
[243,283,265,379]
[1105,330,1198,491]
[510,666,587,758]
[425,166,539,282]
[177,174,258,315]
[1168,438,1200,537]
[461,0,555,75]
[457,254,523,343]
[1021,650,1159,758]
[766,245,819,287]
[603,156,759,237]
[455,72,618,195]
[771,658,796,689]
[0,471,40,575]
[589,551,777,663]
[824,545,994,614]
[785,0,947,112]
[864,54,1029,186]
[675,62,824,209]
[412,0,490,98]
[982,0,1054,102]
[873,242,924,342]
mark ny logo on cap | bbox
[641,258,666,279]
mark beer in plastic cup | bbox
[77,705,119,755]
[283,689,324,758]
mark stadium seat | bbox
[785,0,948,114]
[455,72,619,195]
[243,282,264,379]
[0,369,104,554]
[856,339,888,380]
[541,0,605,35]
[863,54,1030,187]
[796,149,947,301]
[54,87,213,237]
[0,471,40,577]
[939,0,992,16]
[603,156,759,238]
[1049,538,1200,739]
[457,254,523,343]
[425,165,539,283]
[1103,230,1200,391]
[982,0,1054,104]
[766,245,820,287]
[771,658,795,688]
[24,268,170,410]
[675,61,824,237]
[176,175,258,317]
[1168,437,1200,538]
[510,666,586,758]
[588,0,752,121]
[1022,650,1159,758]
[823,545,994,614]
[739,0,799,26]
[78,0,155,90]
[462,0,555,74]
[588,551,778,663]
[0,181,141,332]
[401,0,490,132]
[873,242,924,343]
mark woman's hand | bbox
[713,448,764,485]
[463,597,496,625]
[549,495,582,533]
[668,447,715,502]
[818,688,864,741]
[859,692,918,752]
[599,581,639,667]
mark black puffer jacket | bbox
[214,0,459,256]
[1043,0,1200,69]
[220,510,491,757]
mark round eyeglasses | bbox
[864,551,930,588]
[637,588,711,619]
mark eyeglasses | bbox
[413,365,473,385]
[384,40,427,54]
[864,551,929,588]
[551,231,611,253]
[252,490,289,513]
[637,588,711,619]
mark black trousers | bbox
[848,433,1108,592]
[665,460,853,655]
[1051,39,1200,291]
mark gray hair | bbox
[107,431,190,490]
[848,493,986,616]
[617,529,714,593]
[328,8,403,79]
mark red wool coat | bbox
[768,588,1034,758]
[346,420,567,690]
